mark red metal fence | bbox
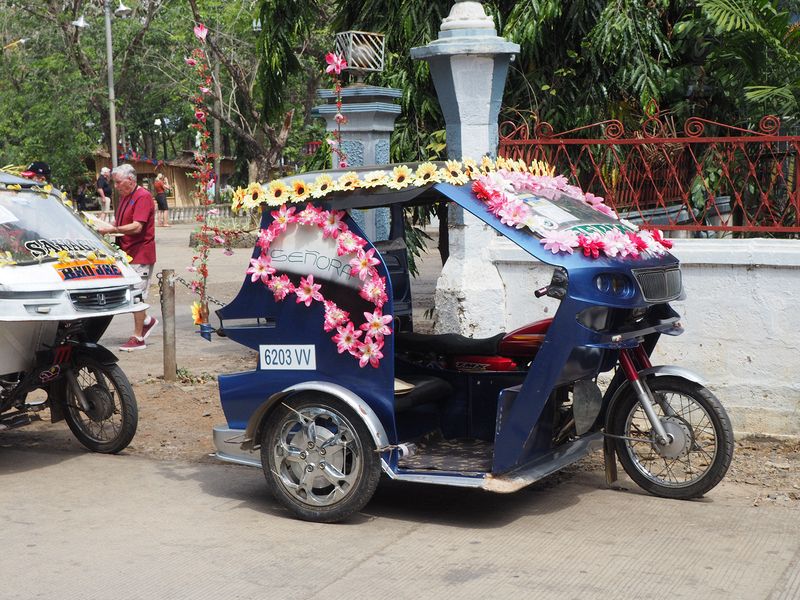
[498,114,800,234]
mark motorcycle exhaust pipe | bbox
[0,412,32,431]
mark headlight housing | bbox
[594,273,635,298]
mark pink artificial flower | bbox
[323,300,350,332]
[195,109,206,123]
[246,255,275,284]
[626,231,648,257]
[349,248,380,280]
[207,208,220,216]
[295,274,323,306]
[360,309,392,338]
[184,57,198,67]
[498,199,531,228]
[357,336,384,368]
[637,231,666,256]
[325,52,347,75]
[339,160,349,169]
[650,229,673,249]
[472,179,499,202]
[297,204,324,226]
[193,23,208,42]
[257,227,277,251]
[186,265,198,273]
[322,209,347,239]
[334,113,347,124]
[359,275,388,307]
[270,205,297,232]
[577,233,605,259]
[602,229,635,258]
[200,86,211,94]
[333,322,362,355]
[593,202,618,219]
[541,230,579,254]
[583,192,605,206]
[336,230,367,256]
[213,235,225,244]
[267,274,294,301]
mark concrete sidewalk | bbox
[0,446,797,600]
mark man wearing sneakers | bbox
[96,163,158,351]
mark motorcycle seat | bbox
[394,376,452,412]
[395,332,505,356]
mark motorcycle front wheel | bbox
[611,376,733,499]
[60,357,138,454]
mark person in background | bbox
[96,166,112,212]
[153,172,171,227]
[21,161,51,184]
[96,163,158,351]
[75,182,88,211]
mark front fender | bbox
[604,365,707,431]
[241,381,391,455]
[73,342,118,365]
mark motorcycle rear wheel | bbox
[611,376,733,499]
[61,357,138,454]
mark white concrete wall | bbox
[482,237,800,438]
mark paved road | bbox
[0,446,797,600]
[4,224,798,599]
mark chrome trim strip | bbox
[213,426,261,467]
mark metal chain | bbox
[155,272,225,307]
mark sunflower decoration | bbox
[441,160,468,185]
[386,165,413,190]
[191,301,204,325]
[361,170,389,188]
[414,162,440,185]
[241,182,265,210]
[265,180,290,206]
[479,156,495,174]
[291,179,312,202]
[0,250,15,267]
[337,172,361,191]
[530,159,554,177]
[462,158,479,180]
[311,174,335,198]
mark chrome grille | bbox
[69,287,128,311]
[633,268,682,302]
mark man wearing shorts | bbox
[96,163,158,351]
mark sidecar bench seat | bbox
[395,332,505,356]
[394,376,452,412]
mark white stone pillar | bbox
[411,1,519,336]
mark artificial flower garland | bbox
[249,203,391,368]
[231,156,673,259]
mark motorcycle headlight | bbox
[595,273,635,298]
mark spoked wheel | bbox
[611,376,733,499]
[261,394,381,523]
[61,357,138,454]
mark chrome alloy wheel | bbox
[271,406,364,507]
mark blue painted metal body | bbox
[215,178,681,478]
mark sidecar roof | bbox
[269,164,676,270]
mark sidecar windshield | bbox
[0,189,110,263]
[516,188,632,238]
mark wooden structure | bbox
[93,150,236,207]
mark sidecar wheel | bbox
[261,394,381,523]
[61,357,138,454]
[611,376,733,499]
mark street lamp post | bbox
[73,1,131,170]
[103,0,119,168]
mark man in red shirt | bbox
[97,163,158,351]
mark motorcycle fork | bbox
[618,348,671,446]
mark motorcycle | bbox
[209,161,734,522]
[0,172,141,453]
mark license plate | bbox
[259,345,316,370]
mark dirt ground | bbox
[3,360,798,507]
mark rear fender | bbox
[603,366,707,430]
[241,381,391,463]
